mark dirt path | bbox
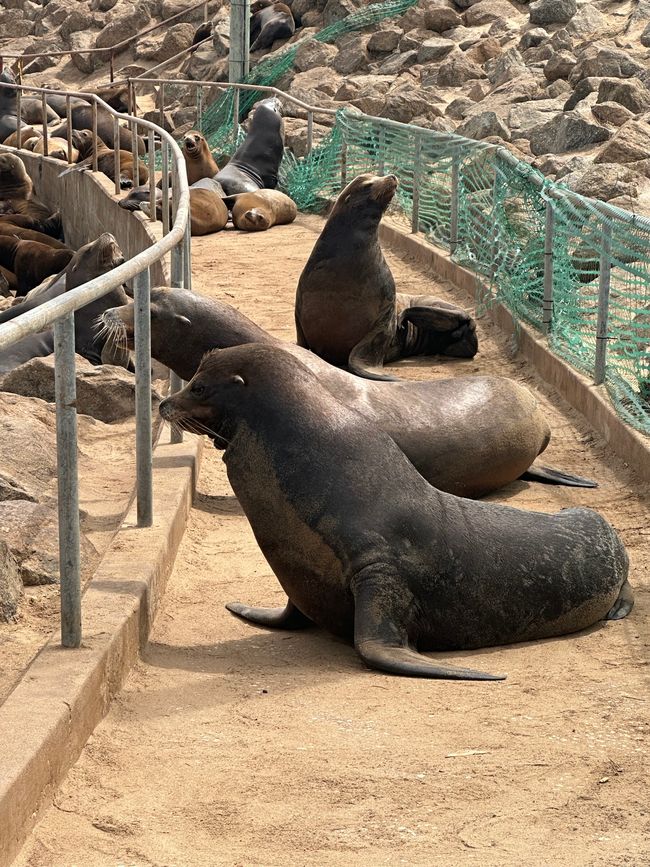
[16,216,649,867]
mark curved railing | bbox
[0,81,191,648]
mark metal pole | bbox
[594,221,613,386]
[131,118,139,187]
[376,125,384,176]
[229,0,250,83]
[542,201,554,333]
[411,133,422,234]
[306,111,313,155]
[41,92,49,156]
[183,217,192,293]
[54,312,81,648]
[449,151,459,255]
[15,87,21,149]
[159,82,165,129]
[66,96,73,163]
[92,100,99,172]
[134,267,153,527]
[113,115,121,195]
[197,85,204,133]
[148,129,156,222]
[204,0,209,21]
[110,51,114,83]
[232,87,240,148]
[341,141,347,187]
[161,138,170,235]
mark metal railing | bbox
[0,0,211,82]
[0,81,192,648]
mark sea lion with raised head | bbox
[59,129,148,189]
[0,236,74,297]
[160,344,632,680]
[214,97,284,195]
[228,188,297,231]
[250,0,295,51]
[295,173,478,381]
[102,287,597,495]
[0,152,53,221]
[182,130,219,185]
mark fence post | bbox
[542,200,554,333]
[148,129,156,221]
[183,217,192,293]
[134,267,153,527]
[197,84,204,133]
[41,92,49,156]
[341,141,347,187]
[411,132,422,234]
[92,100,99,172]
[232,87,240,148]
[449,151,459,255]
[161,138,170,235]
[229,0,250,82]
[131,117,139,187]
[54,313,81,648]
[594,221,613,386]
[65,95,73,163]
[16,88,21,149]
[113,115,121,195]
[376,125,385,176]
[306,111,313,155]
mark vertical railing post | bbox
[41,92,49,156]
[54,313,81,648]
[376,124,385,176]
[15,87,22,149]
[449,151,459,255]
[183,217,192,293]
[594,221,613,386]
[341,141,347,188]
[113,115,121,195]
[66,95,73,163]
[92,100,99,172]
[411,132,422,234]
[134,267,153,527]
[170,162,184,442]
[229,0,250,82]
[197,84,204,133]
[306,111,313,156]
[542,199,554,333]
[232,87,240,148]
[131,118,139,187]
[161,138,170,235]
[148,129,156,222]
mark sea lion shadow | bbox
[193,493,244,516]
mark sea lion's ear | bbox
[174,314,191,326]
[230,374,245,386]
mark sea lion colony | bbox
[1,92,635,680]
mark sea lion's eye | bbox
[191,382,206,397]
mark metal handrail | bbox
[0,81,192,648]
[0,0,211,82]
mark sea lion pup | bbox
[214,97,284,195]
[250,0,295,51]
[139,178,228,236]
[58,129,149,189]
[102,287,597,494]
[32,136,79,163]
[2,126,41,148]
[0,236,74,297]
[227,188,297,231]
[0,152,53,221]
[0,211,62,238]
[295,173,478,381]
[160,344,632,680]
[182,130,219,185]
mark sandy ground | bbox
[15,215,650,867]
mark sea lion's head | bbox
[239,207,270,231]
[71,128,97,158]
[330,173,398,223]
[0,152,29,185]
[66,232,124,290]
[250,0,274,13]
[182,130,208,159]
[101,286,192,355]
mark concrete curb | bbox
[380,220,650,484]
[0,435,202,867]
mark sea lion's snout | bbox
[120,176,134,190]
[371,174,398,205]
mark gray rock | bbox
[323,0,357,26]
[453,0,486,7]
[333,34,370,75]
[90,0,119,10]
[594,119,650,165]
[597,79,650,115]
[437,51,486,86]
[529,0,576,26]
[376,50,419,76]
[0,8,34,37]
[95,5,151,51]
[591,102,635,128]
[161,0,206,19]
[508,100,562,135]
[398,28,432,53]
[70,31,103,74]
[446,96,475,120]
[0,356,139,424]
[543,50,576,82]
[546,78,571,99]
[381,88,444,124]
[417,36,455,63]
[642,22,650,48]
[0,541,21,623]
[529,111,610,155]
[464,0,518,27]
[60,9,98,42]
[153,22,195,61]
[519,27,547,50]
[464,36,502,65]
[289,67,342,104]
[424,4,462,32]
[457,110,511,141]
[294,40,338,71]
[563,76,602,111]
[562,164,645,201]
[367,28,402,55]
[565,4,608,39]
[487,48,527,87]
[571,48,646,85]
[283,117,330,158]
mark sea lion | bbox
[0,211,62,238]
[0,152,52,221]
[0,266,11,296]
[250,0,295,51]
[43,84,131,116]
[214,97,284,195]
[0,224,68,250]
[58,129,149,189]
[139,178,228,236]
[32,136,79,163]
[191,21,212,46]
[0,236,74,297]
[102,287,596,496]
[0,68,20,143]
[295,174,478,381]
[228,188,297,231]
[160,344,632,680]
[49,106,146,156]
[0,233,129,368]
[2,126,41,148]
[182,130,219,185]
[0,331,54,375]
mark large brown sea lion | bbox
[295,174,478,381]
[1,126,41,148]
[0,224,68,250]
[139,178,228,236]
[214,97,284,195]
[250,0,295,51]
[182,130,219,185]
[58,129,149,189]
[0,212,62,238]
[32,136,79,163]
[160,344,632,680]
[228,188,297,231]
[0,152,53,221]
[101,287,596,496]
[0,235,74,297]
[49,106,146,156]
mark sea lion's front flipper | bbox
[348,328,399,382]
[520,464,598,488]
[352,570,505,681]
[225,599,313,629]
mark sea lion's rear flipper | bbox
[605,579,634,621]
[520,465,598,488]
[226,600,313,629]
[348,327,399,382]
[352,570,505,681]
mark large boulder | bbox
[417,37,455,64]
[153,22,195,61]
[561,164,646,202]
[289,67,342,105]
[507,100,562,136]
[381,87,444,124]
[424,3,462,32]
[377,50,419,76]
[570,48,646,86]
[0,541,21,623]
[529,0,576,26]
[457,110,511,141]
[487,48,527,87]
[367,28,402,55]
[95,5,151,51]
[564,76,602,111]
[594,120,650,166]
[529,111,610,155]
[543,50,576,82]
[464,0,518,27]
[294,40,338,71]
[591,102,635,128]
[0,8,34,37]
[596,79,650,115]
[333,34,370,75]
[437,51,486,86]
[161,0,207,19]
[283,117,331,158]
[0,356,139,424]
